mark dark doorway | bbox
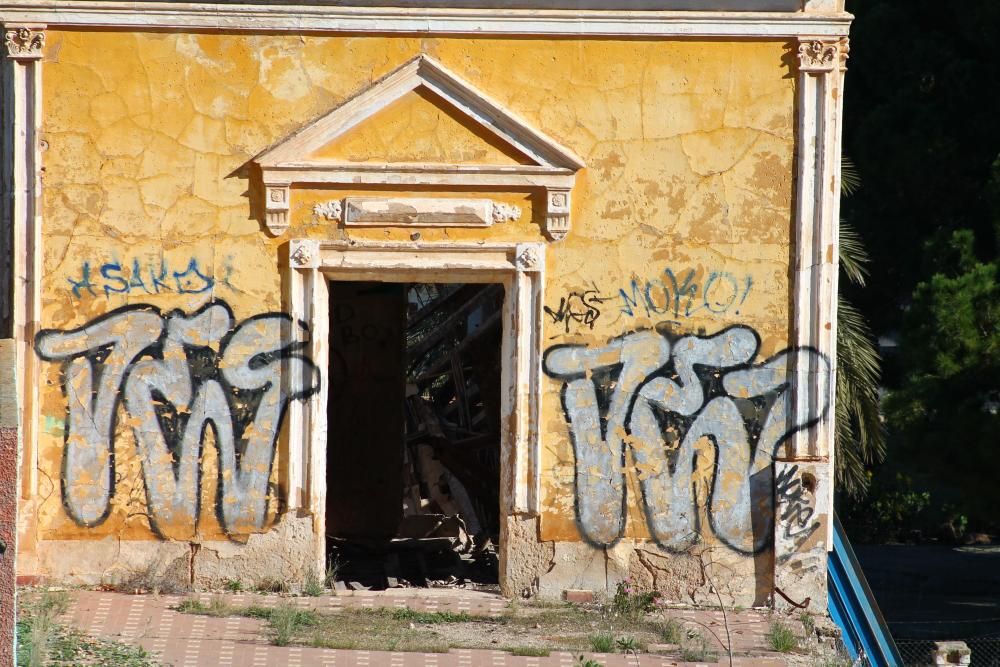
[326,281,503,591]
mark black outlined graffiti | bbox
[544,287,612,334]
[543,324,829,554]
[35,300,320,538]
[775,464,822,563]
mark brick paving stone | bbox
[56,590,799,667]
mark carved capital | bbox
[4,27,44,60]
[797,37,848,73]
[515,244,543,272]
[289,239,320,269]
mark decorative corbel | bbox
[544,188,571,241]
[264,183,290,236]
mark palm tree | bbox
[836,159,886,497]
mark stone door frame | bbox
[285,238,546,583]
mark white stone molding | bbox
[286,239,545,578]
[778,36,848,599]
[1,24,44,500]
[254,55,583,240]
[0,3,852,38]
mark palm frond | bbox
[841,156,861,197]
[836,295,886,497]
[840,222,870,288]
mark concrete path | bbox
[60,589,795,666]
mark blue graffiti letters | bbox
[66,257,233,299]
[619,268,753,319]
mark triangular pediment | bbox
[254,55,584,241]
[305,87,535,167]
[256,54,585,171]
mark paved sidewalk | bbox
[60,589,796,666]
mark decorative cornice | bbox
[3,26,43,59]
[0,4,852,38]
[797,37,848,73]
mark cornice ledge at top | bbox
[0,3,852,37]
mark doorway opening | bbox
[325,280,504,591]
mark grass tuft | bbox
[766,619,798,653]
[588,632,615,652]
[303,569,325,597]
[680,632,718,663]
[659,618,683,644]
[268,605,319,647]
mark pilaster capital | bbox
[797,37,848,74]
[4,26,45,60]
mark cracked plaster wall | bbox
[26,31,797,601]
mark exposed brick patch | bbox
[562,589,595,604]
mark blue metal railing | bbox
[828,512,903,666]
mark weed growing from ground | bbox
[610,578,660,623]
[255,577,288,594]
[223,579,243,593]
[800,611,816,636]
[659,618,683,644]
[767,619,798,653]
[303,569,325,597]
[680,632,719,663]
[267,606,319,647]
[616,636,640,653]
[576,657,602,667]
[588,632,615,652]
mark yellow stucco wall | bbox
[33,30,795,583]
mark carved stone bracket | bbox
[544,189,571,241]
[4,27,44,60]
[264,183,290,235]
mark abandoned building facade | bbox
[1,0,851,612]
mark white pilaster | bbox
[3,25,44,501]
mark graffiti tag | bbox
[36,300,320,538]
[544,287,612,334]
[67,257,234,299]
[619,268,753,319]
[775,464,821,562]
[543,324,828,554]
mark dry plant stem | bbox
[700,557,734,667]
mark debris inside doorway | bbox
[328,283,503,591]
